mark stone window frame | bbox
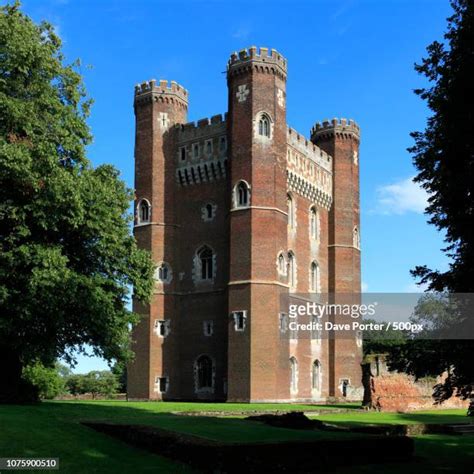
[154,261,173,284]
[339,378,351,397]
[289,356,298,394]
[287,250,297,291]
[254,111,274,142]
[137,198,151,225]
[192,142,200,159]
[203,320,214,337]
[158,112,170,130]
[179,146,187,161]
[192,244,216,283]
[311,315,322,345]
[232,180,251,209]
[219,136,227,153]
[309,261,321,293]
[279,312,288,334]
[153,319,170,338]
[312,360,322,393]
[287,192,296,230]
[201,202,217,222]
[193,354,215,394]
[205,139,213,157]
[231,310,247,332]
[353,226,360,249]
[276,251,287,277]
[309,205,320,242]
[154,375,169,393]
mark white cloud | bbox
[375,176,428,215]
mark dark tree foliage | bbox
[388,0,474,415]
[0,3,154,402]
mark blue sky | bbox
[20,0,452,372]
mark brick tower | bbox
[226,48,289,401]
[127,47,363,402]
[311,119,362,398]
[128,80,188,399]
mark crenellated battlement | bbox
[227,46,287,78]
[134,79,188,107]
[287,127,332,173]
[310,118,360,141]
[176,113,227,142]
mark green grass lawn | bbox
[0,400,473,473]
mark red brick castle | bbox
[127,47,363,402]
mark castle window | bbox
[279,313,288,333]
[287,251,296,289]
[195,355,214,390]
[193,143,200,158]
[205,140,213,156]
[277,252,286,276]
[311,315,321,343]
[290,357,298,393]
[154,319,170,337]
[353,226,360,249]
[287,194,295,229]
[138,199,151,224]
[196,245,214,281]
[155,262,172,284]
[233,180,250,208]
[231,310,247,331]
[219,136,227,152]
[310,206,318,240]
[154,376,168,393]
[203,320,214,337]
[258,114,270,137]
[180,147,186,161]
[310,261,320,293]
[312,360,321,392]
[202,202,217,221]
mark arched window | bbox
[288,251,296,289]
[353,226,360,249]
[312,360,321,392]
[290,357,298,393]
[258,114,270,137]
[138,199,151,224]
[277,252,286,275]
[310,261,320,293]
[197,245,214,280]
[287,194,295,229]
[234,181,250,208]
[310,206,318,240]
[196,355,213,389]
[206,204,213,219]
[155,262,172,284]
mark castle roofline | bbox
[134,79,188,105]
[227,46,287,78]
[311,118,360,141]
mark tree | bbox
[111,360,127,393]
[362,318,408,356]
[0,3,154,403]
[65,371,119,399]
[22,362,68,399]
[390,0,474,415]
